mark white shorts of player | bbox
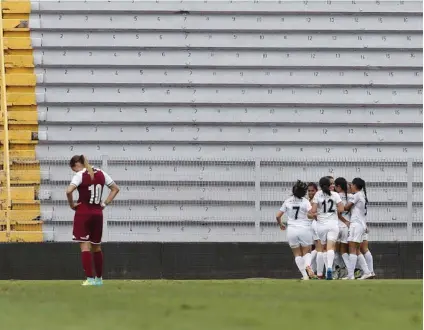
[348,222,366,243]
[362,232,369,242]
[316,222,339,245]
[337,226,349,244]
[287,226,314,249]
[311,220,319,241]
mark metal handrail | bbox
[0,2,12,236]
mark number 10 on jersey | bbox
[89,184,103,204]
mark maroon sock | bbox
[81,251,94,278]
[93,251,103,278]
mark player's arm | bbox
[344,193,358,211]
[338,212,350,227]
[66,172,82,210]
[101,171,120,208]
[309,195,318,219]
[276,203,286,230]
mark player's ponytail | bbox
[80,155,94,180]
[319,176,331,196]
[292,180,307,199]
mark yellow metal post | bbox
[0,1,12,236]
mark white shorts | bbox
[362,232,369,242]
[287,226,314,249]
[348,223,366,243]
[316,222,339,245]
[311,220,319,241]
[337,226,349,244]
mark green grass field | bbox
[0,280,422,330]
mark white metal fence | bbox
[17,156,419,242]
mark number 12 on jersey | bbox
[89,184,103,204]
[322,200,335,213]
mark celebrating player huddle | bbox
[276,176,375,280]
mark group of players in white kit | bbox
[276,176,375,280]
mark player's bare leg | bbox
[80,242,95,286]
[92,244,104,285]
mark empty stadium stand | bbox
[1,0,422,242]
[1,0,42,242]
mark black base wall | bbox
[0,242,421,280]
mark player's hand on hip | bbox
[70,202,81,210]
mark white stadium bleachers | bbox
[30,0,423,242]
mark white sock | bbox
[323,252,328,270]
[348,254,357,279]
[316,252,324,276]
[364,251,374,273]
[310,250,317,272]
[295,256,308,278]
[303,253,312,269]
[342,253,350,269]
[327,250,335,270]
[357,254,370,275]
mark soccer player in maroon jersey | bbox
[66,155,120,286]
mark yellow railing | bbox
[0,1,12,236]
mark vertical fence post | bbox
[102,155,109,242]
[0,4,11,237]
[406,158,413,241]
[254,158,261,241]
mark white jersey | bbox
[280,196,312,228]
[338,192,354,228]
[350,191,367,227]
[312,190,342,224]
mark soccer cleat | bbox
[302,276,310,280]
[306,266,318,279]
[94,277,103,286]
[354,268,362,279]
[82,278,96,286]
[358,273,373,280]
[326,268,333,280]
[370,272,376,279]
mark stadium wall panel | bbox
[0,242,421,280]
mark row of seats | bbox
[35,86,423,104]
[43,223,422,243]
[39,183,423,204]
[31,31,422,49]
[33,49,423,68]
[37,106,423,125]
[35,68,423,86]
[29,13,423,31]
[37,125,422,143]
[38,202,422,224]
[30,0,423,14]
[42,161,423,183]
[35,144,422,159]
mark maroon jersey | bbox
[70,168,114,209]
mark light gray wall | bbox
[30,0,423,242]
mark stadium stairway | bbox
[0,0,42,242]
